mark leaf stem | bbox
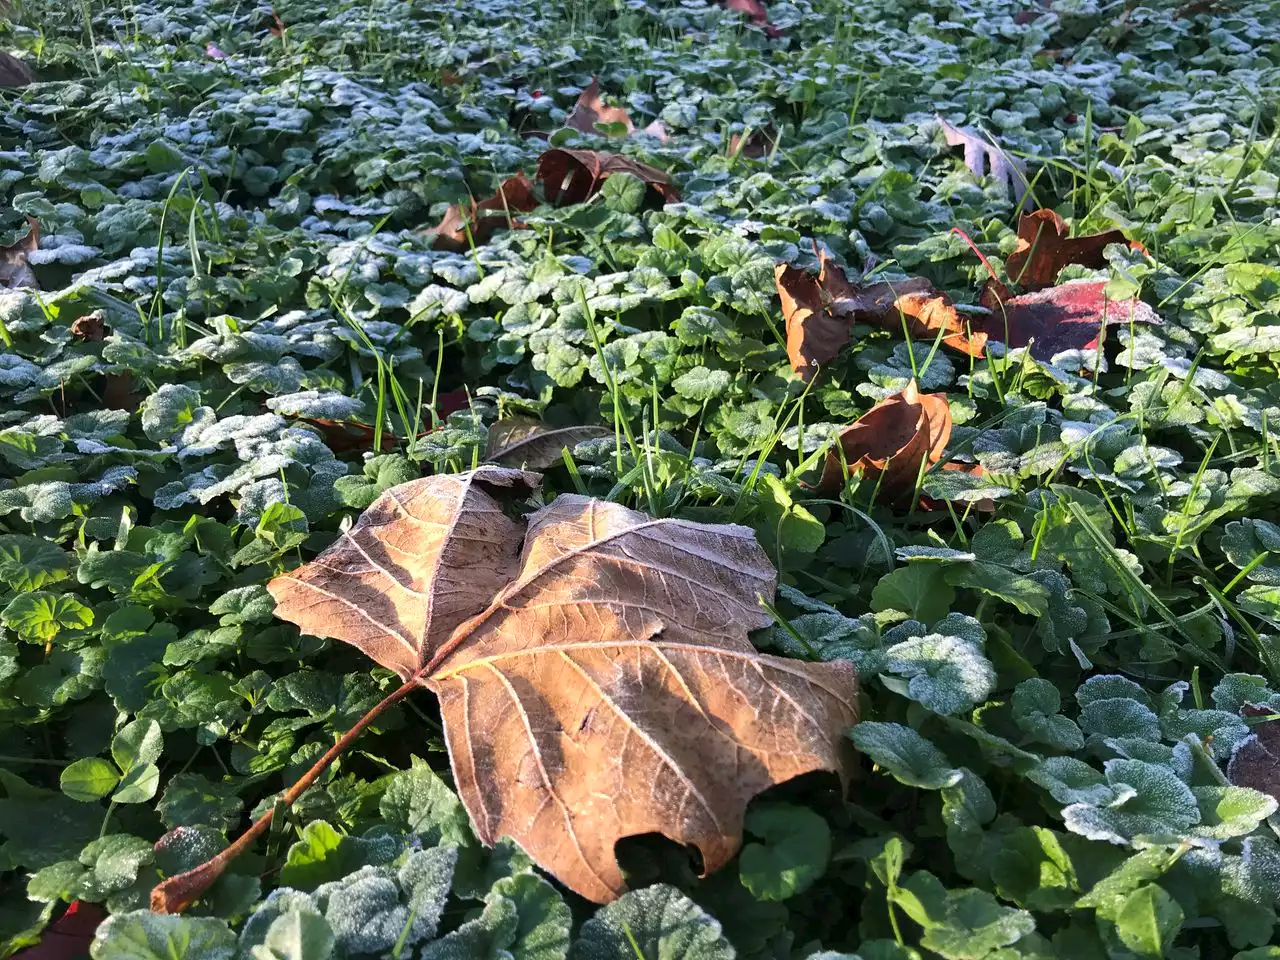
[150,672,423,913]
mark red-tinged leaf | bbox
[1005,209,1134,290]
[565,77,635,136]
[12,901,105,960]
[535,148,680,206]
[434,388,470,417]
[723,0,782,36]
[938,117,1033,211]
[818,381,952,498]
[978,279,1161,363]
[430,173,538,252]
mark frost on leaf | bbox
[485,418,612,469]
[569,884,734,960]
[267,471,857,902]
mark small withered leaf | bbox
[818,381,952,497]
[775,263,851,381]
[1004,209,1132,290]
[565,78,635,136]
[485,418,613,469]
[431,173,538,252]
[1227,704,1280,802]
[938,117,1033,212]
[535,149,680,206]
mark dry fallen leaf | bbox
[70,311,107,342]
[157,468,857,909]
[1004,209,1132,290]
[729,125,778,159]
[1227,704,1280,801]
[723,0,782,37]
[938,117,1033,211]
[818,381,952,497]
[978,279,1160,362]
[536,148,680,206]
[775,263,852,381]
[0,51,35,87]
[565,78,635,136]
[775,255,986,380]
[430,173,538,251]
[0,217,39,289]
[485,417,612,469]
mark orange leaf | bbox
[818,381,952,497]
[535,148,680,206]
[1004,209,1133,290]
[565,77,635,136]
[430,173,538,251]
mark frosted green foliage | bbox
[569,885,734,960]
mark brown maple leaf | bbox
[535,148,680,206]
[1004,209,1133,290]
[1227,704,1280,802]
[485,417,612,469]
[775,263,851,382]
[818,381,952,497]
[0,51,35,87]
[938,117,1034,211]
[431,173,538,252]
[0,217,39,290]
[153,468,856,910]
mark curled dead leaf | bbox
[0,217,40,289]
[978,279,1161,363]
[938,117,1033,211]
[818,381,952,497]
[0,51,35,87]
[485,417,612,469]
[70,311,107,342]
[775,263,851,382]
[535,148,680,206]
[430,173,538,252]
[1004,209,1134,290]
[729,125,778,159]
[158,469,856,909]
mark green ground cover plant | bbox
[2,0,1280,957]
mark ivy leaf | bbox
[2,590,94,643]
[881,616,995,716]
[91,911,235,960]
[0,535,72,591]
[871,565,956,623]
[850,722,963,790]
[739,802,832,901]
[569,884,734,960]
[1113,884,1184,959]
[60,758,120,802]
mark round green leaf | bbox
[739,803,832,901]
[60,757,120,802]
